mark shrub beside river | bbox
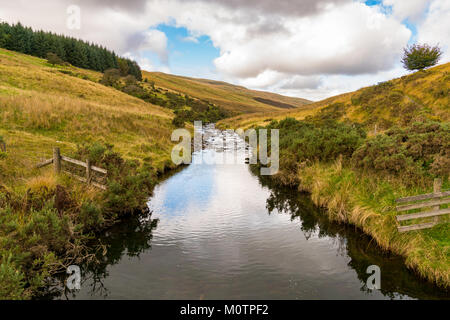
[255,117,449,288]
[0,143,177,299]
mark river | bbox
[47,125,448,300]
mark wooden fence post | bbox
[434,178,442,194]
[86,159,92,184]
[53,147,61,174]
[433,178,442,223]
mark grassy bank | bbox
[252,117,449,288]
[296,161,449,288]
[0,48,179,299]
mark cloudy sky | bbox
[0,0,448,100]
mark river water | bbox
[49,125,448,300]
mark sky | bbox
[0,0,448,101]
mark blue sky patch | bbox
[150,24,220,78]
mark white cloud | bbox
[270,66,406,101]
[236,70,286,89]
[280,76,323,90]
[0,0,168,60]
[383,0,430,22]
[142,0,411,99]
[122,53,171,73]
[208,2,410,78]
[134,29,169,63]
[196,0,350,18]
[416,0,450,63]
[181,36,199,43]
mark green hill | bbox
[220,62,450,130]
[144,71,312,114]
[0,48,177,184]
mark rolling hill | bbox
[219,62,450,130]
[0,48,177,187]
[144,71,312,114]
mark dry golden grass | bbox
[25,173,57,193]
[0,48,176,192]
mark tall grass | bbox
[298,160,449,287]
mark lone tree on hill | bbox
[401,43,442,71]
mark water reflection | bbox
[255,172,449,299]
[39,211,158,299]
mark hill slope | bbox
[144,71,311,114]
[219,62,450,129]
[0,48,176,186]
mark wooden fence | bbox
[36,147,107,190]
[396,178,450,232]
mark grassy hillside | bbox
[219,62,450,129]
[144,71,311,114]
[0,48,179,298]
[0,47,177,182]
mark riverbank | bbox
[0,48,181,299]
[0,141,182,299]
[237,114,449,289]
[270,159,449,288]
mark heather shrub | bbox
[73,143,157,220]
[266,118,366,163]
[352,121,449,181]
[0,253,28,300]
[78,201,104,231]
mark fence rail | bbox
[395,178,449,232]
[36,147,107,190]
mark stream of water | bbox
[48,125,448,300]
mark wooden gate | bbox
[396,179,450,232]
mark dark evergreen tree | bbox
[0,21,142,79]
